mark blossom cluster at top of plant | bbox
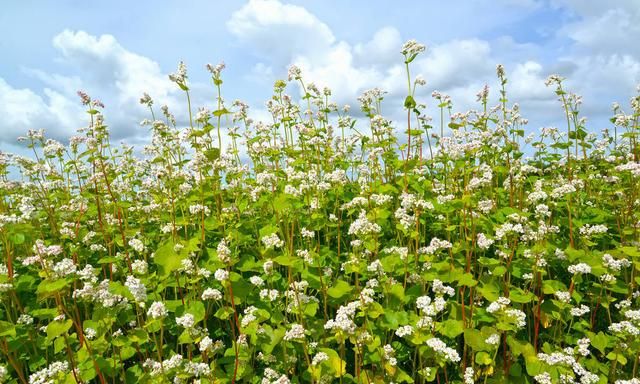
[0,39,640,384]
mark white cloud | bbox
[228,0,335,65]
[3,0,639,148]
[0,29,187,144]
[51,29,178,118]
[0,78,83,142]
[353,26,403,68]
[560,6,640,57]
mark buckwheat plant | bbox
[0,39,639,384]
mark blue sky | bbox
[1,0,639,152]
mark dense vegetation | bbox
[0,40,639,384]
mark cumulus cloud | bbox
[228,0,639,134]
[0,29,186,144]
[228,0,335,66]
[0,77,87,143]
[2,0,639,148]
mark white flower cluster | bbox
[214,268,229,282]
[261,368,290,384]
[311,351,329,366]
[432,279,455,297]
[217,238,231,263]
[261,233,284,249]
[602,253,630,271]
[143,354,183,376]
[614,161,640,177]
[184,361,211,377]
[426,337,460,362]
[615,379,640,384]
[370,193,392,206]
[176,313,195,328]
[468,164,493,190]
[570,305,590,317]
[416,295,446,317]
[478,199,494,214]
[348,210,381,237]
[382,246,409,261]
[608,317,640,336]
[394,193,433,230]
[421,238,452,255]
[487,296,511,313]
[554,291,571,303]
[241,306,259,328]
[401,39,426,57]
[188,204,211,216]
[537,347,599,384]
[383,344,397,366]
[202,288,222,300]
[476,233,494,249]
[128,238,145,253]
[28,361,69,384]
[534,372,552,384]
[485,333,500,345]
[125,275,147,303]
[131,259,148,274]
[579,224,608,237]
[464,367,474,384]
[147,301,168,319]
[300,227,314,239]
[550,183,576,199]
[52,258,77,278]
[395,325,414,338]
[260,289,279,302]
[325,301,360,334]
[0,365,7,383]
[73,279,128,308]
[576,337,590,356]
[283,324,306,341]
[567,263,591,275]
[367,259,384,275]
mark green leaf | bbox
[438,320,464,338]
[10,233,25,245]
[327,280,353,299]
[458,273,477,287]
[318,348,347,377]
[46,319,73,341]
[154,241,185,277]
[590,331,609,354]
[0,321,16,338]
[37,278,70,299]
[404,96,417,109]
[475,351,493,365]
[215,306,235,320]
[204,148,220,161]
[464,329,485,351]
[509,287,535,303]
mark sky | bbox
[1,0,640,155]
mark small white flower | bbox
[568,263,591,275]
[395,325,414,338]
[176,313,195,328]
[485,333,500,345]
[147,301,168,319]
[283,324,306,341]
[214,269,229,282]
[312,352,329,366]
[84,327,97,340]
[202,288,222,300]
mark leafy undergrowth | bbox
[1,40,640,384]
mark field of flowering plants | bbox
[0,39,639,384]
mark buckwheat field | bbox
[1,39,639,384]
